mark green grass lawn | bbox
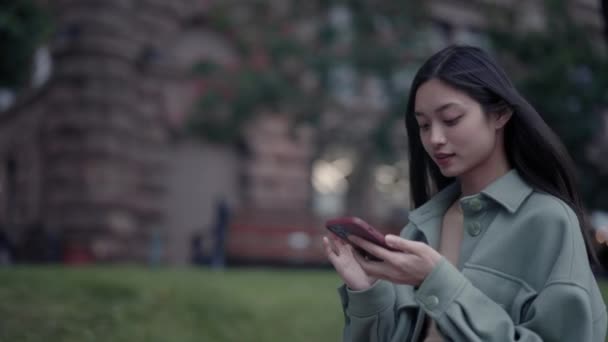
[0,266,344,342]
[0,266,606,342]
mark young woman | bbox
[323,45,607,341]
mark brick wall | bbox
[37,0,185,261]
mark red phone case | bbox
[325,216,398,252]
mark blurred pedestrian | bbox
[190,232,209,265]
[0,229,13,265]
[324,45,607,341]
[210,198,230,269]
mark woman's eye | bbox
[419,123,430,131]
[444,116,462,126]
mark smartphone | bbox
[325,216,398,261]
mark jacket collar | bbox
[479,169,533,214]
[408,182,460,227]
[407,169,533,243]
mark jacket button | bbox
[468,198,484,212]
[467,222,482,236]
[425,295,439,308]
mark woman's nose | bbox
[430,125,447,146]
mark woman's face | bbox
[413,78,504,178]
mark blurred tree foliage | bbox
[186,0,426,159]
[188,0,608,211]
[0,0,52,89]
[489,0,608,211]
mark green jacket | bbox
[338,170,607,341]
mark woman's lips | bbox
[434,153,455,166]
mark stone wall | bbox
[37,0,187,261]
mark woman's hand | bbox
[348,234,442,287]
[323,234,377,291]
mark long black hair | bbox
[404,45,598,265]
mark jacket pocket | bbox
[462,263,538,324]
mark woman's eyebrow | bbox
[414,102,460,117]
[435,102,459,113]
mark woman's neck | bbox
[458,146,511,196]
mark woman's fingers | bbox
[331,234,358,257]
[349,235,393,261]
[323,236,332,252]
[385,234,426,255]
[352,248,371,270]
[328,233,344,246]
[324,235,356,260]
[330,235,343,254]
[353,251,391,278]
[323,236,336,257]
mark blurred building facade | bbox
[0,0,605,264]
[0,0,194,263]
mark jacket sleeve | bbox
[338,223,422,342]
[338,280,420,342]
[416,257,606,341]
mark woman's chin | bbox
[438,165,462,178]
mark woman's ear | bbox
[494,109,512,130]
